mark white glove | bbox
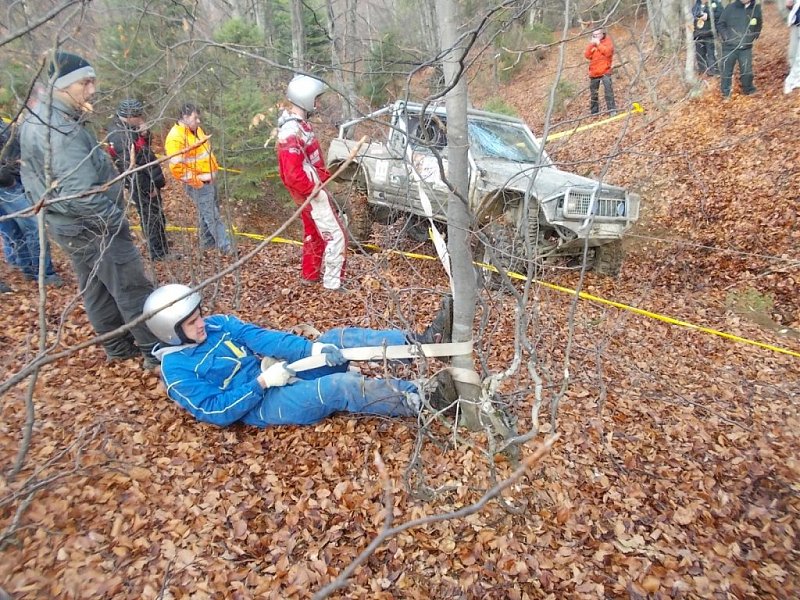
[257,361,295,389]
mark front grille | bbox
[563,187,629,220]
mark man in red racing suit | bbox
[276,74,347,290]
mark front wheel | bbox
[478,222,524,289]
[592,240,624,277]
[331,179,373,244]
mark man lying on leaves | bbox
[143,284,457,427]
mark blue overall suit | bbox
[154,314,419,427]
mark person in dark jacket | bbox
[19,51,158,369]
[107,99,170,261]
[0,120,60,285]
[692,0,722,75]
[718,0,763,98]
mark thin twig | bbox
[313,434,558,600]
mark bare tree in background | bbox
[290,0,306,68]
[326,0,360,120]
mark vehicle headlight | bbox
[616,201,626,217]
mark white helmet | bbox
[143,284,202,345]
[287,74,327,114]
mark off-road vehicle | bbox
[326,100,640,277]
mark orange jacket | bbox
[585,36,614,78]
[164,122,219,188]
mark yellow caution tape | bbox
[153,223,800,360]
[546,102,644,142]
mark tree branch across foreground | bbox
[313,434,559,599]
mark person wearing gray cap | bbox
[107,98,170,261]
[18,51,159,369]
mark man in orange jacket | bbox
[584,28,617,116]
[164,103,232,254]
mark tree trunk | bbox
[290,0,306,70]
[262,0,277,65]
[435,0,481,429]
[326,0,357,121]
[421,0,440,59]
[683,0,698,87]
[647,0,682,50]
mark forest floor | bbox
[2,5,799,599]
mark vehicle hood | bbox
[475,158,626,199]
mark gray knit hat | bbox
[117,98,144,118]
[48,51,96,89]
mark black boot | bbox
[414,294,453,344]
[424,370,459,415]
[104,335,140,361]
[139,342,160,370]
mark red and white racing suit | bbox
[276,111,346,289]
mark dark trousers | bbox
[720,45,755,97]
[131,182,169,260]
[48,218,158,358]
[695,37,718,74]
[590,74,616,115]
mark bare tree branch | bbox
[313,434,558,599]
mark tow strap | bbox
[286,340,473,373]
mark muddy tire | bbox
[480,222,524,289]
[332,180,373,244]
[404,216,432,242]
[369,204,399,225]
[592,240,624,277]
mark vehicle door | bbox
[404,110,450,219]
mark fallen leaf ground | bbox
[2,7,799,599]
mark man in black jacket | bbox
[692,0,722,75]
[107,99,170,261]
[718,0,763,98]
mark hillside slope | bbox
[2,8,799,599]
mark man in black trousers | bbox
[107,98,171,261]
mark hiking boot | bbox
[0,280,12,294]
[142,353,161,371]
[424,370,459,416]
[105,342,141,362]
[44,274,64,287]
[415,294,453,344]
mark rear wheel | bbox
[332,178,373,244]
[592,240,624,277]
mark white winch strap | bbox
[287,340,473,373]
[418,183,453,288]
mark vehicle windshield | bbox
[468,118,548,164]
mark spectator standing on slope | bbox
[584,28,617,116]
[164,103,232,254]
[19,51,158,368]
[107,98,171,261]
[276,75,347,291]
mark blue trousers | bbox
[244,327,419,427]
[183,182,231,252]
[0,183,57,280]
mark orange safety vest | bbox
[164,122,219,188]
